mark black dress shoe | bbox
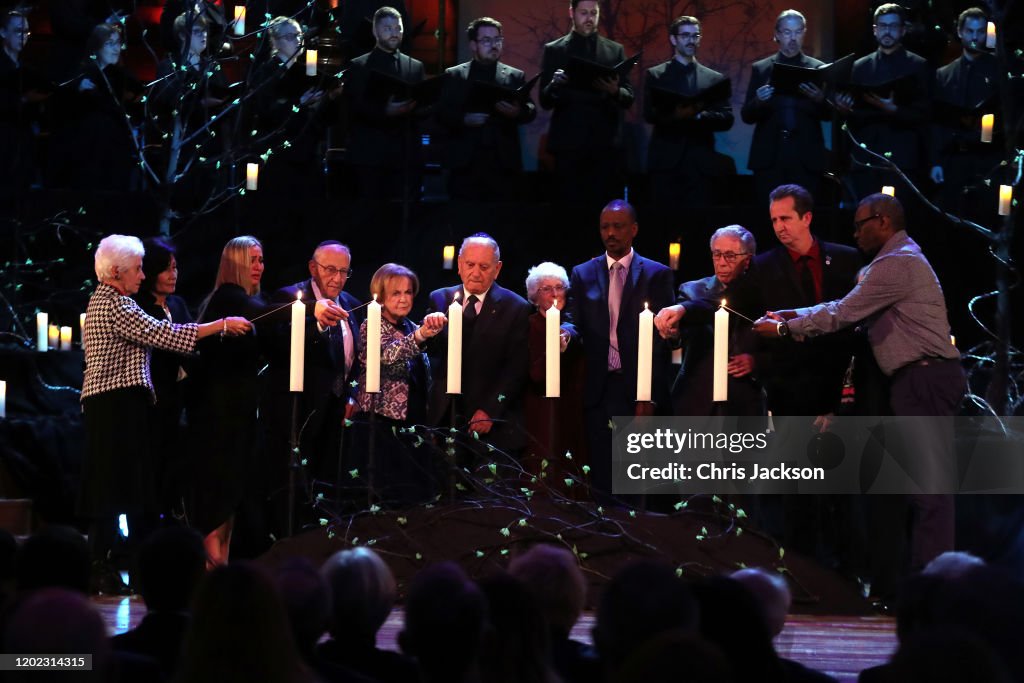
[89,562,132,596]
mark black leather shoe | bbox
[89,562,132,596]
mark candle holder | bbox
[287,392,300,537]
[335,414,347,505]
[367,395,377,508]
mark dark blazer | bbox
[268,279,362,404]
[438,60,536,170]
[741,53,830,173]
[343,48,425,167]
[670,274,763,416]
[846,48,930,171]
[567,252,675,410]
[643,59,733,171]
[929,52,999,166]
[750,241,862,415]
[424,283,531,448]
[539,33,634,151]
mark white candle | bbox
[289,291,305,392]
[881,185,895,196]
[636,303,653,402]
[365,294,382,393]
[36,312,48,352]
[981,114,994,143]
[442,245,455,270]
[0,380,5,418]
[233,6,245,36]
[246,163,258,191]
[999,185,1012,216]
[986,22,996,49]
[545,301,560,398]
[79,313,86,346]
[48,324,59,351]
[713,300,729,402]
[668,242,681,271]
[59,326,72,351]
[306,49,318,76]
[446,293,462,394]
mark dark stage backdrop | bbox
[456,0,835,172]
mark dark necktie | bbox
[464,294,479,322]
[798,255,816,306]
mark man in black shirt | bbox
[438,17,536,202]
[644,15,733,210]
[741,10,830,208]
[540,0,634,207]
[343,6,424,200]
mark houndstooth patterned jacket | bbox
[82,283,199,401]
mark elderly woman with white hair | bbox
[523,262,587,492]
[81,234,251,594]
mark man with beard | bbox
[438,17,537,201]
[644,15,733,210]
[343,6,425,200]
[741,10,830,208]
[540,0,634,207]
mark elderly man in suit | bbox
[438,17,536,201]
[343,6,424,200]
[654,225,763,416]
[644,15,733,210]
[425,234,532,455]
[266,241,361,524]
[540,0,634,207]
[567,200,675,497]
[741,9,830,210]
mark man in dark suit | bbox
[567,200,675,497]
[654,225,763,416]
[425,234,531,455]
[836,3,930,201]
[343,6,424,200]
[741,10,831,210]
[438,17,536,201]
[266,241,361,523]
[540,0,634,207]
[644,15,733,209]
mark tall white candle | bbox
[306,49,318,76]
[289,291,305,392]
[36,312,48,352]
[246,163,258,191]
[713,300,729,402]
[981,114,994,143]
[999,185,1012,216]
[0,380,5,418]
[366,294,382,393]
[446,293,462,394]
[233,6,245,36]
[545,301,560,398]
[636,303,653,402]
[59,326,72,351]
[79,313,86,346]
[48,324,59,351]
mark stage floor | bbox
[94,595,896,682]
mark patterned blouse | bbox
[82,283,199,401]
[356,317,430,421]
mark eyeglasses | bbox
[710,251,749,263]
[538,284,567,295]
[314,261,353,278]
[675,32,701,41]
[853,214,883,229]
[476,36,504,47]
[777,28,805,39]
[874,22,904,32]
[276,33,301,43]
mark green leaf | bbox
[564,451,572,460]
[319,518,328,526]
[499,527,510,537]
[607,419,615,430]
[736,527,743,537]
[674,501,686,511]
[476,550,484,558]
[349,468,359,479]
[629,510,637,518]
[711,495,722,504]
[497,393,506,402]
[500,549,509,556]
[736,509,747,518]
[541,459,549,470]
[518,518,527,527]
[370,504,381,514]
[701,526,708,536]
[563,478,574,487]
[582,465,591,474]
[675,567,683,577]
[779,547,785,559]
[397,516,407,525]
[415,553,422,560]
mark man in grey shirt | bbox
[754,192,966,594]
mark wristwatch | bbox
[776,321,790,338]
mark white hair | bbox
[459,233,500,261]
[525,262,569,304]
[94,234,144,281]
[709,224,757,254]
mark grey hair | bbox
[525,262,569,304]
[459,233,501,261]
[922,551,986,580]
[94,234,144,281]
[775,9,806,30]
[268,16,301,39]
[320,547,396,640]
[709,225,757,255]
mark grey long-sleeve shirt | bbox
[787,231,958,375]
